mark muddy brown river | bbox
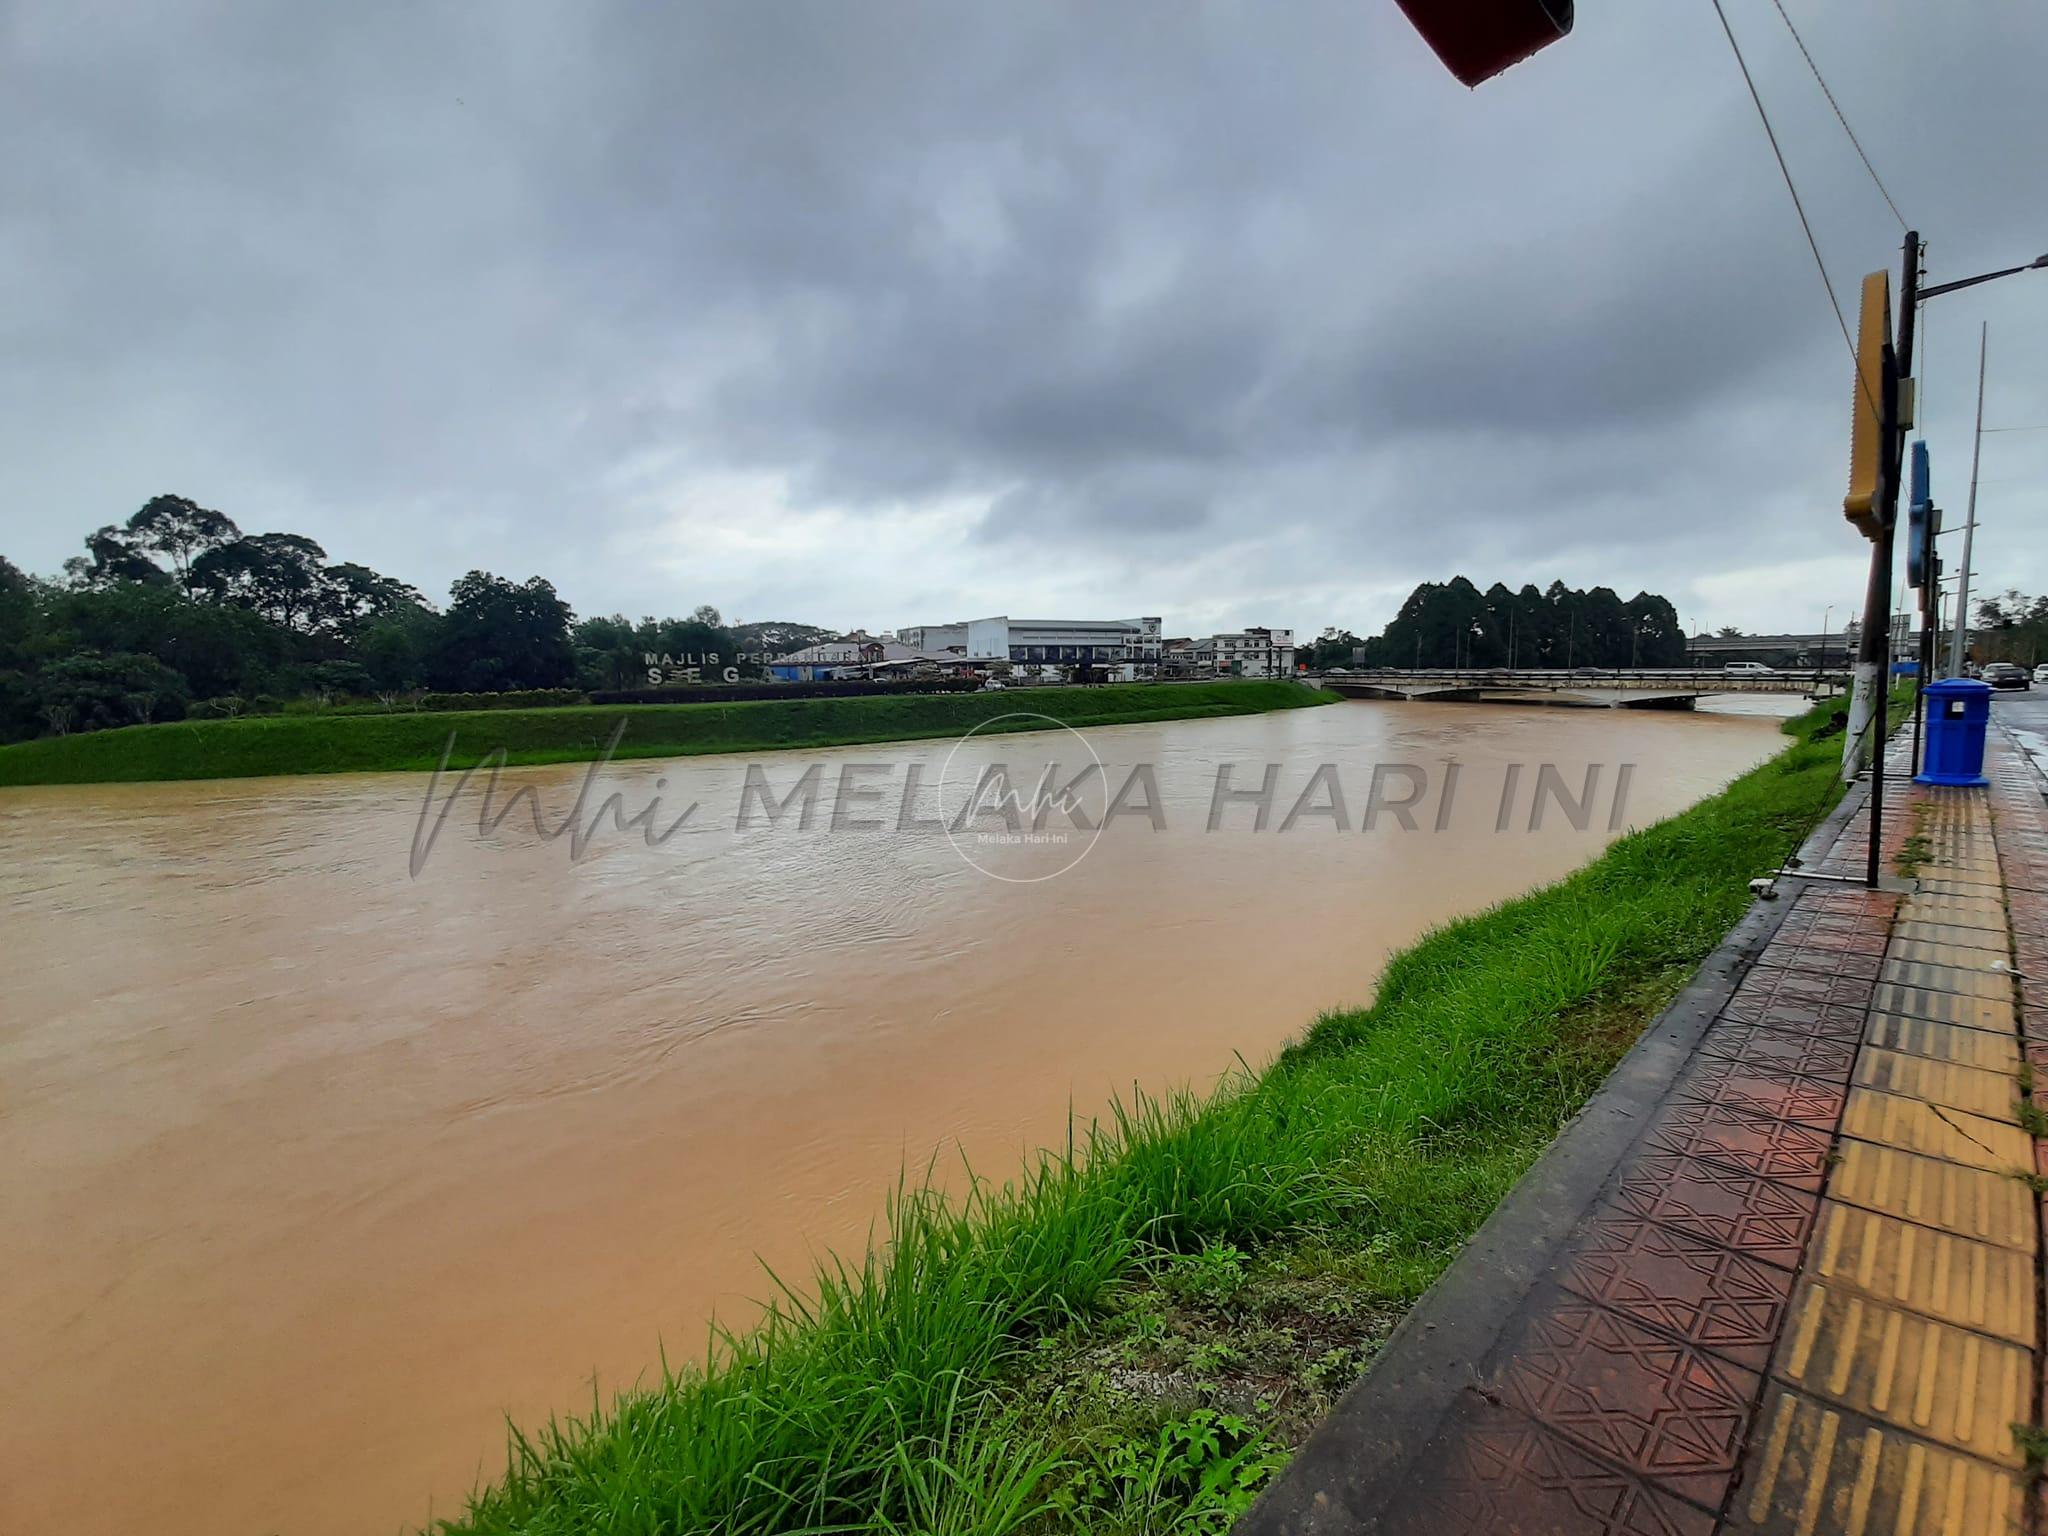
[0,698,1797,1534]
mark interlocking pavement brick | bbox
[1839,1088,2031,1171]
[1828,1141,2036,1249]
[1639,1100,1835,1192]
[1771,1281,2031,1466]
[1696,1023,1858,1083]
[1479,1286,1760,1508]
[1716,997,1868,1041]
[1863,1011,2021,1071]
[1550,1210,1796,1372]
[1867,982,2016,1032]
[1671,1058,1846,1129]
[1770,922,1889,958]
[1376,1391,1717,1536]
[1729,966,1879,1011]
[1877,958,2019,1001]
[1752,944,1884,983]
[1725,1388,2025,1535]
[1608,1155,1817,1270]
[1808,1202,2035,1345]
[1850,1047,2021,1120]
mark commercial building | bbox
[1194,627,1296,679]
[768,638,971,682]
[897,623,969,653]
[959,616,1163,668]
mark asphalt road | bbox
[1988,683,2048,782]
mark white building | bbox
[961,616,1163,669]
[1194,627,1296,679]
[897,623,969,653]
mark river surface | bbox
[0,698,1797,1535]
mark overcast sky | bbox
[5,2,2044,640]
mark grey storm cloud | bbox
[4,0,2045,636]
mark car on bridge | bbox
[1722,661,1776,675]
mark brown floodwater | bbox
[0,698,1796,1535]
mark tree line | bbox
[1972,590,2048,667]
[0,496,755,741]
[1299,578,1687,671]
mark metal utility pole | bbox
[1948,324,1987,677]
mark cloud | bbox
[4,0,2045,637]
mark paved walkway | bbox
[1247,728,2048,1535]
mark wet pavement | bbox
[1244,719,2048,1534]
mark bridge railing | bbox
[1312,667,1849,692]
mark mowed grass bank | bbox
[0,681,1330,786]
[433,699,1855,1536]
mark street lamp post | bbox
[1948,324,1989,678]
[1845,239,2044,888]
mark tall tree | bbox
[63,524,172,588]
[190,533,330,630]
[428,571,576,691]
[126,495,241,595]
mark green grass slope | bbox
[0,681,1332,786]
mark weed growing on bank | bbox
[436,698,1855,1536]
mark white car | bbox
[2033,664,2048,684]
[1722,661,1775,675]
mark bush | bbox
[30,652,190,734]
[417,688,587,711]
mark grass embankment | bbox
[0,681,1330,786]
[432,698,1855,1536]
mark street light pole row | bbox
[1844,240,2043,886]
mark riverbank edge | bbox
[432,699,1859,1536]
[0,680,1332,786]
[1233,723,1875,1535]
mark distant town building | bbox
[952,616,1164,670]
[768,638,972,682]
[1194,627,1296,678]
[897,623,969,653]
[1160,637,1199,678]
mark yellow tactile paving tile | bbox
[1729,1389,2024,1535]
[1877,961,2018,1002]
[1773,1281,2031,1466]
[1829,1141,2037,1249]
[1898,898,2006,928]
[1808,1202,2035,1345]
[1850,1049,2020,1120]
[1867,984,2017,1032]
[1862,1013,2020,1072]
[1891,922,2008,953]
[1838,1089,2032,1171]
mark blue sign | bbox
[1906,441,1936,589]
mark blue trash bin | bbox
[1915,678,1991,787]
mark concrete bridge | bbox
[1311,667,1848,710]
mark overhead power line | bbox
[1767,0,1909,230]
[1708,0,1861,382]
